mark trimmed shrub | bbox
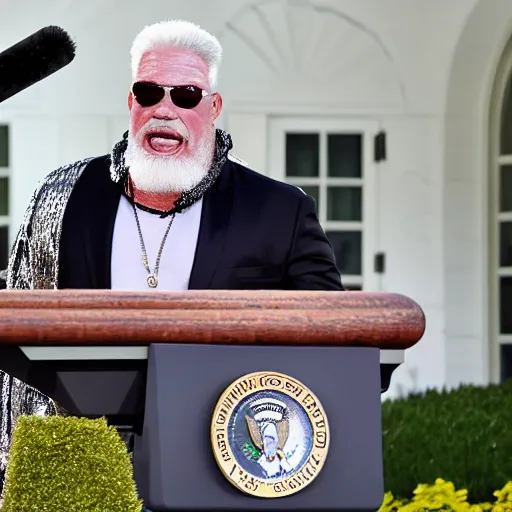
[382,380,512,503]
[1,415,143,511]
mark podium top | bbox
[0,290,425,349]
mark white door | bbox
[268,118,379,291]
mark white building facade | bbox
[0,0,511,398]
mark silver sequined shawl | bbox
[7,158,92,290]
[0,157,91,486]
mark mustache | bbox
[137,118,189,141]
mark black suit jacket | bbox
[58,155,343,291]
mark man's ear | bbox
[212,93,223,122]
[128,91,133,110]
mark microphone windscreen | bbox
[0,26,76,104]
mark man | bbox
[7,20,342,292]
[0,19,342,488]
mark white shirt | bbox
[110,195,203,291]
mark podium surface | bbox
[0,290,425,511]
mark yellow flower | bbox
[379,479,512,511]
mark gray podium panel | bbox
[133,344,383,511]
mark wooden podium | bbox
[0,290,425,511]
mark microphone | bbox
[0,26,76,104]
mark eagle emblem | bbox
[242,398,294,478]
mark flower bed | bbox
[379,478,512,511]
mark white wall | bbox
[0,0,505,398]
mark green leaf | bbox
[242,440,261,461]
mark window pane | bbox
[500,222,512,267]
[327,134,362,178]
[500,345,512,382]
[500,277,512,334]
[0,178,8,216]
[501,165,512,212]
[0,226,8,270]
[300,186,319,212]
[502,74,512,154]
[326,231,362,275]
[0,125,8,168]
[285,133,319,177]
[327,187,362,221]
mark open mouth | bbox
[145,130,184,153]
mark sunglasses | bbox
[131,81,209,109]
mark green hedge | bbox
[1,416,143,512]
[382,379,512,504]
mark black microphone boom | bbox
[0,26,76,104]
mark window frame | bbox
[489,41,512,381]
[268,117,379,291]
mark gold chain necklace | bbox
[131,202,176,288]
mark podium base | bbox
[133,344,384,511]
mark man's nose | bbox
[152,93,178,119]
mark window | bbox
[269,118,378,291]
[0,125,9,270]
[490,42,512,382]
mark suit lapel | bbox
[188,161,235,289]
[82,158,122,289]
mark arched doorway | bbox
[444,0,512,387]
[489,37,512,382]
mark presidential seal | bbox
[211,371,329,498]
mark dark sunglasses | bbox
[132,81,209,109]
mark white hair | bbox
[130,19,223,90]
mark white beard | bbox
[125,123,215,193]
